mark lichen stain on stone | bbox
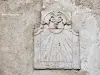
[2,0,7,1]
[75,0,81,5]
[75,0,93,9]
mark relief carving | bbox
[34,10,80,69]
[34,11,74,35]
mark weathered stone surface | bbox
[0,0,41,75]
[0,0,100,75]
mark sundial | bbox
[34,10,80,69]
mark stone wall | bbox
[0,0,100,75]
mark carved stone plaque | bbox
[34,0,80,69]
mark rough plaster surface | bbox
[0,0,100,75]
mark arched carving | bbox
[34,11,72,35]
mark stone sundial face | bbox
[34,10,80,69]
